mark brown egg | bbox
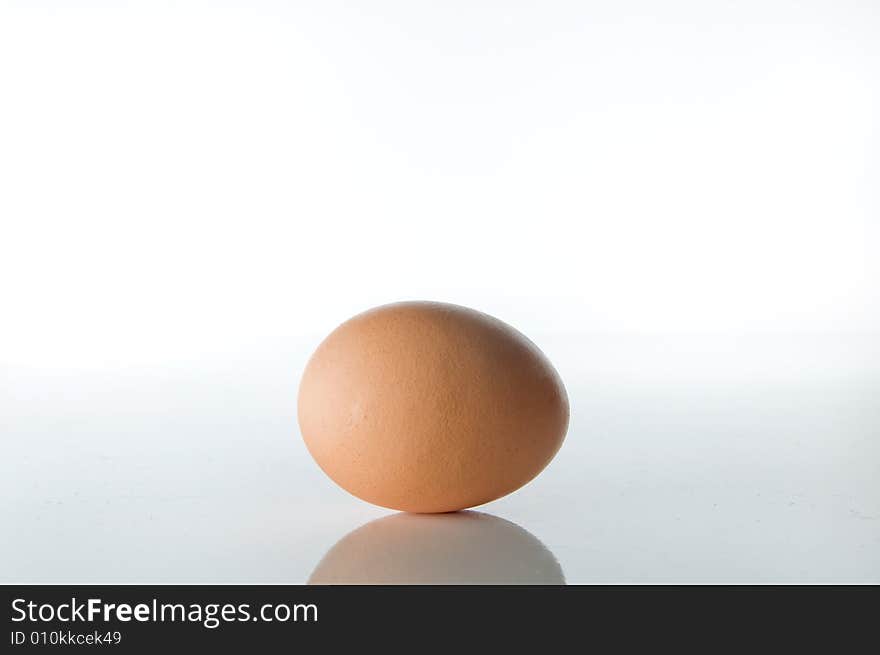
[297,301,569,513]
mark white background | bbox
[2,1,878,583]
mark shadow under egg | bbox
[308,511,565,585]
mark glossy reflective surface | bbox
[3,335,879,583]
[309,512,564,585]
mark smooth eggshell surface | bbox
[297,301,569,513]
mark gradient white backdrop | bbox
[2,1,878,583]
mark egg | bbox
[297,301,569,513]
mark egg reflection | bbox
[308,511,565,585]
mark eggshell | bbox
[297,301,569,513]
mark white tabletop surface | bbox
[4,333,878,584]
